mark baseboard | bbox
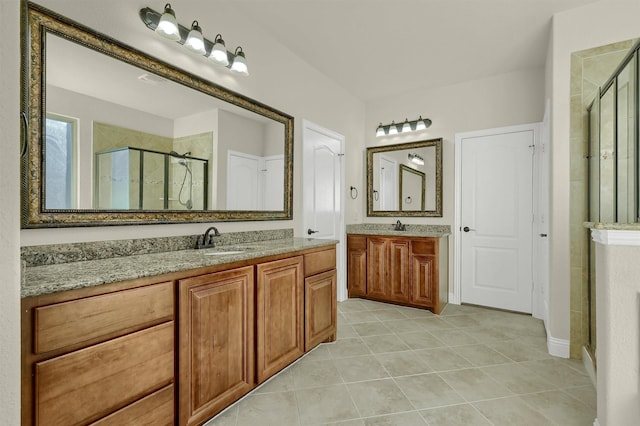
[545,322,570,358]
[582,346,597,387]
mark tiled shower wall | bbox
[569,40,636,359]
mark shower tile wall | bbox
[569,40,636,359]
[172,132,213,210]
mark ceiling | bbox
[226,0,600,101]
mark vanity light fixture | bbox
[375,116,432,137]
[140,4,249,75]
[408,153,424,166]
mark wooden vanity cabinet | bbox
[303,247,337,351]
[256,256,305,384]
[346,235,367,297]
[21,280,175,426]
[178,266,255,426]
[347,234,448,314]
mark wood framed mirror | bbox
[22,3,293,228]
[366,138,442,217]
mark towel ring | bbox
[349,186,358,199]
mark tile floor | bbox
[205,299,596,426]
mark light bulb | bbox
[388,121,398,135]
[376,123,385,137]
[402,119,411,133]
[230,47,249,76]
[156,3,180,41]
[184,21,206,55]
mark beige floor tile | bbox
[352,321,393,337]
[337,322,359,340]
[462,327,513,343]
[452,344,513,367]
[520,390,597,425]
[346,379,414,417]
[204,404,238,426]
[372,309,408,321]
[304,344,334,361]
[339,300,371,313]
[363,411,427,425]
[394,373,465,409]
[473,397,553,425]
[375,351,432,377]
[254,368,295,394]
[440,304,489,316]
[328,337,372,358]
[362,334,411,354]
[481,363,556,394]
[488,339,551,362]
[563,385,597,409]
[419,404,491,426]
[383,318,429,334]
[396,306,436,319]
[342,310,382,324]
[319,420,365,426]
[414,317,457,331]
[520,359,592,388]
[290,357,344,389]
[427,329,478,347]
[441,314,482,328]
[438,368,513,402]
[414,347,473,372]
[236,391,300,426]
[395,331,445,350]
[333,354,390,383]
[295,384,360,425]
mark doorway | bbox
[454,123,541,313]
[302,120,346,301]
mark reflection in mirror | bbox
[367,138,442,217]
[24,4,293,227]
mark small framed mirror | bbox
[366,138,442,217]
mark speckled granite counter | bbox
[346,223,450,238]
[584,221,640,230]
[22,237,337,298]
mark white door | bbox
[302,120,346,301]
[227,151,259,210]
[379,156,397,210]
[458,126,535,313]
[262,155,284,210]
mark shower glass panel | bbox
[599,85,616,222]
[589,94,601,222]
[617,59,636,222]
[95,147,208,210]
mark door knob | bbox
[463,226,476,232]
[540,233,548,237]
[307,228,319,235]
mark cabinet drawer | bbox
[411,239,436,255]
[91,384,174,426]
[35,322,174,426]
[304,247,336,277]
[34,281,174,354]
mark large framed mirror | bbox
[22,3,293,228]
[366,138,442,217]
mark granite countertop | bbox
[22,238,337,298]
[584,222,640,231]
[346,224,451,238]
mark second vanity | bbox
[21,234,337,426]
[347,224,450,314]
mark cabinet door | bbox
[178,266,255,426]
[411,254,437,307]
[347,235,367,297]
[305,269,337,351]
[388,239,410,303]
[367,237,388,299]
[256,256,304,383]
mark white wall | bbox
[0,0,21,423]
[593,235,640,426]
[21,0,366,245]
[364,67,546,290]
[546,0,640,348]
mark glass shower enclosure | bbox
[586,40,640,360]
[95,147,208,210]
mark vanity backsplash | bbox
[21,228,293,267]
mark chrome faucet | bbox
[394,220,406,231]
[195,226,221,249]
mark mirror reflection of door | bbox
[379,155,398,210]
[227,150,285,210]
